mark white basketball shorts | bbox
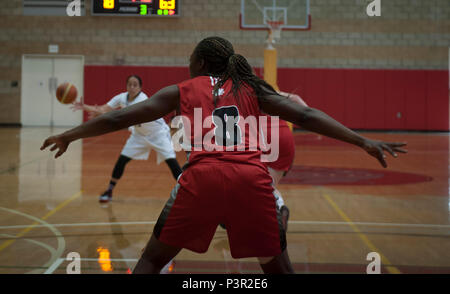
[121,130,176,164]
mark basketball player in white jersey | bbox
[72,75,182,203]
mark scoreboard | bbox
[92,0,180,16]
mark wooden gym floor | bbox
[0,126,448,274]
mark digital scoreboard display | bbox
[92,0,180,17]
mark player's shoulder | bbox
[178,76,211,88]
[108,92,127,104]
[136,91,149,100]
[111,91,128,100]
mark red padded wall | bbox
[84,66,449,131]
[427,71,449,130]
[404,71,428,130]
[385,70,406,130]
[344,70,366,129]
[364,70,386,130]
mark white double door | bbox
[21,55,84,126]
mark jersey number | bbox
[212,106,242,147]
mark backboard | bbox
[240,0,311,31]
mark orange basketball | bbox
[56,82,77,104]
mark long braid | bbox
[194,36,279,106]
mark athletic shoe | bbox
[280,205,290,232]
[99,190,112,203]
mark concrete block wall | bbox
[0,0,448,123]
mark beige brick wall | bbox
[0,0,448,124]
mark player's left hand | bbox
[361,139,407,168]
[40,135,70,159]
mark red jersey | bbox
[177,76,265,168]
[156,76,286,258]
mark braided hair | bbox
[193,36,279,106]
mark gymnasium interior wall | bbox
[1,0,449,130]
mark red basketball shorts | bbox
[153,160,287,258]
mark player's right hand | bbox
[71,100,84,112]
[361,138,407,168]
[40,135,69,159]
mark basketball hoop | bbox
[266,21,283,49]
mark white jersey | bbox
[107,91,169,136]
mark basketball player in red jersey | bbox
[41,36,407,274]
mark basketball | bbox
[56,82,77,104]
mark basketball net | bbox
[266,21,283,50]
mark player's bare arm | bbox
[41,85,180,158]
[71,100,114,118]
[258,93,407,168]
[278,91,308,107]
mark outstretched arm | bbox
[278,91,308,107]
[41,85,180,158]
[71,100,115,119]
[258,93,407,168]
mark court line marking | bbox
[0,220,448,230]
[0,207,66,274]
[0,191,82,273]
[0,233,57,259]
[0,191,81,252]
[0,133,105,175]
[0,221,155,230]
[291,221,450,229]
[44,258,65,274]
[79,258,139,262]
[30,256,450,275]
[40,191,83,221]
[45,257,140,274]
[322,193,402,274]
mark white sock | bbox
[273,188,285,209]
